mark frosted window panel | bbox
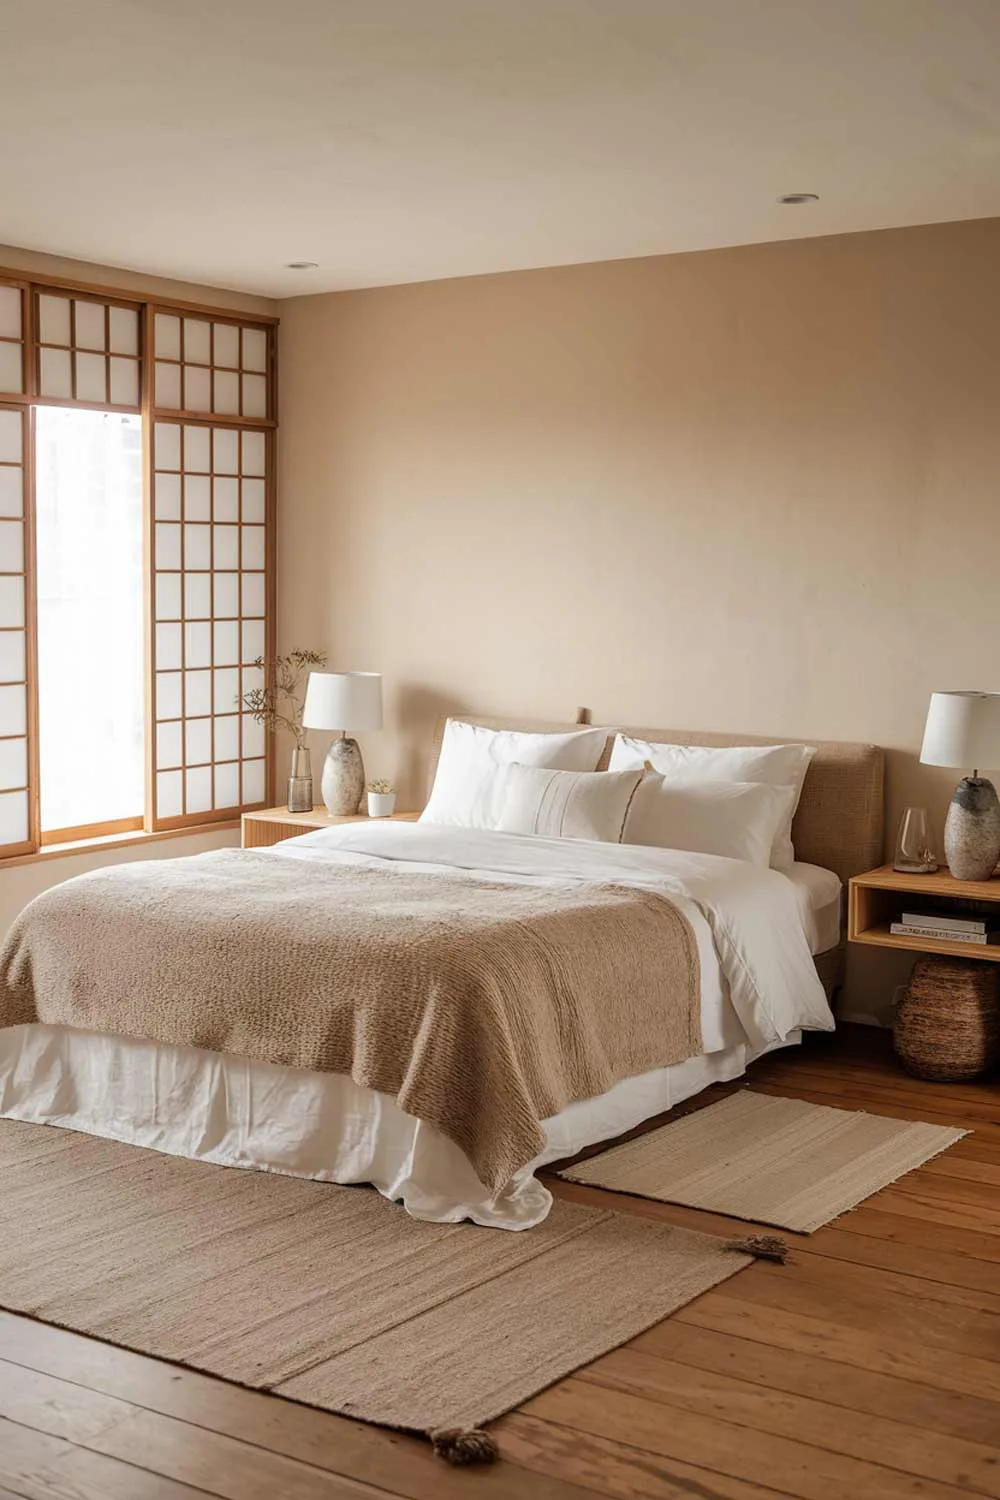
[0,468,23,518]
[184,425,210,472]
[109,305,139,355]
[155,573,181,621]
[109,357,139,407]
[184,364,211,413]
[184,522,211,570]
[156,720,183,769]
[0,411,22,464]
[38,295,71,345]
[0,789,27,844]
[213,665,240,714]
[39,347,72,399]
[214,714,240,761]
[0,736,26,789]
[242,526,266,571]
[242,759,266,805]
[154,472,181,520]
[0,577,24,628]
[185,717,212,765]
[242,327,267,373]
[156,670,182,720]
[185,670,212,717]
[184,573,211,619]
[213,524,239,570]
[184,620,212,669]
[243,477,268,525]
[242,715,265,758]
[155,361,181,408]
[156,622,182,671]
[213,323,239,367]
[184,474,211,521]
[214,475,238,521]
[241,373,268,419]
[213,619,239,666]
[74,301,106,351]
[155,522,181,571]
[157,769,183,818]
[241,573,265,618]
[213,427,239,474]
[242,662,264,697]
[0,342,23,394]
[155,422,181,470]
[155,313,181,360]
[241,430,265,476]
[213,370,240,415]
[214,572,239,617]
[0,287,20,339]
[0,630,25,681]
[214,761,240,809]
[184,318,211,364]
[0,521,24,574]
[75,351,107,403]
[242,620,266,665]
[186,765,213,813]
[0,684,26,736]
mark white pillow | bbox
[495,763,644,843]
[422,720,608,829]
[609,736,815,870]
[622,774,795,866]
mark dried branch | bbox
[239,648,327,744]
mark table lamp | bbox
[302,671,383,816]
[920,690,1000,881]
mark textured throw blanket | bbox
[0,849,701,1193]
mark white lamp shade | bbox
[302,671,382,732]
[920,691,1000,771]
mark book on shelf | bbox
[890,922,1000,945]
[900,909,999,935]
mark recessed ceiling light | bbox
[777,193,819,205]
[285,261,319,270]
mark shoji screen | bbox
[0,280,26,398]
[149,309,274,829]
[34,289,142,411]
[0,403,35,855]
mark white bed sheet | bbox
[0,825,836,1229]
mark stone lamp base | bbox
[944,776,1000,881]
[321,736,366,816]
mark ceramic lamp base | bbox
[944,776,1000,881]
[321,736,365,816]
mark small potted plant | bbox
[367,779,396,818]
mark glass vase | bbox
[287,744,313,813]
[893,806,938,874]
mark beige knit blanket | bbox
[0,849,701,1193]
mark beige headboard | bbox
[428,715,885,885]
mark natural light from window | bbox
[35,406,145,835]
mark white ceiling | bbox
[2,0,999,298]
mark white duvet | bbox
[0,823,835,1229]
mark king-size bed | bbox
[0,715,884,1229]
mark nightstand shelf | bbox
[848,864,1000,963]
[242,806,419,849]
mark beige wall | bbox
[279,216,1000,1020]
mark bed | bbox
[0,716,884,1230]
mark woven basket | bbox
[895,956,1000,1081]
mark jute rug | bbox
[556,1091,967,1233]
[0,1120,756,1457]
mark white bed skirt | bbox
[0,1022,798,1229]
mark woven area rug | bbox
[556,1090,967,1233]
[0,1120,754,1447]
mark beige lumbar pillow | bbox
[495,763,645,843]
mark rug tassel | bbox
[431,1427,500,1465]
[725,1234,791,1265]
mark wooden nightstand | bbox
[241,806,419,849]
[848,864,1000,963]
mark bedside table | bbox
[241,806,419,849]
[848,864,1000,963]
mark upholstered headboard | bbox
[428,715,885,885]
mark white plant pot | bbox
[367,792,396,818]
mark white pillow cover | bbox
[621,774,795,866]
[495,763,645,843]
[421,720,608,829]
[609,736,815,869]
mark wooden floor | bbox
[1,1025,998,1499]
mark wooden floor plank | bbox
[0,1414,209,1500]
